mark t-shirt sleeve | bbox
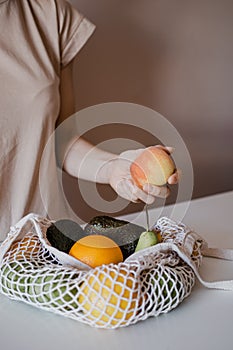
[55,0,96,68]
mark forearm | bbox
[57,63,117,183]
[63,137,118,183]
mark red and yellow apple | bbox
[130,146,175,188]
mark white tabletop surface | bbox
[1,191,233,350]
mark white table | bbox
[1,191,233,350]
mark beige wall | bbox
[66,0,233,221]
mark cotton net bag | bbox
[0,212,220,329]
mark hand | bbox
[107,145,181,204]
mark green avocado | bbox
[46,219,85,253]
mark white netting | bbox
[0,214,205,329]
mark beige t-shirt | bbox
[0,0,95,240]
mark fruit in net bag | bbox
[84,216,145,259]
[79,266,139,326]
[135,230,159,252]
[1,261,82,311]
[69,235,123,268]
[46,219,85,253]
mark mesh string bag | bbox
[0,213,206,329]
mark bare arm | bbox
[57,63,179,203]
[57,62,117,183]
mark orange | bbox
[79,266,138,326]
[69,235,123,268]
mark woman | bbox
[0,0,179,240]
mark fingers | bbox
[168,168,182,185]
[127,180,155,204]
[119,180,140,203]
[110,143,179,204]
[113,179,172,203]
[114,179,155,204]
[143,183,171,198]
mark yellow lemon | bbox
[79,267,138,326]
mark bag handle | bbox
[173,243,233,291]
[155,217,233,291]
[202,247,233,261]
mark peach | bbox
[130,147,175,188]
